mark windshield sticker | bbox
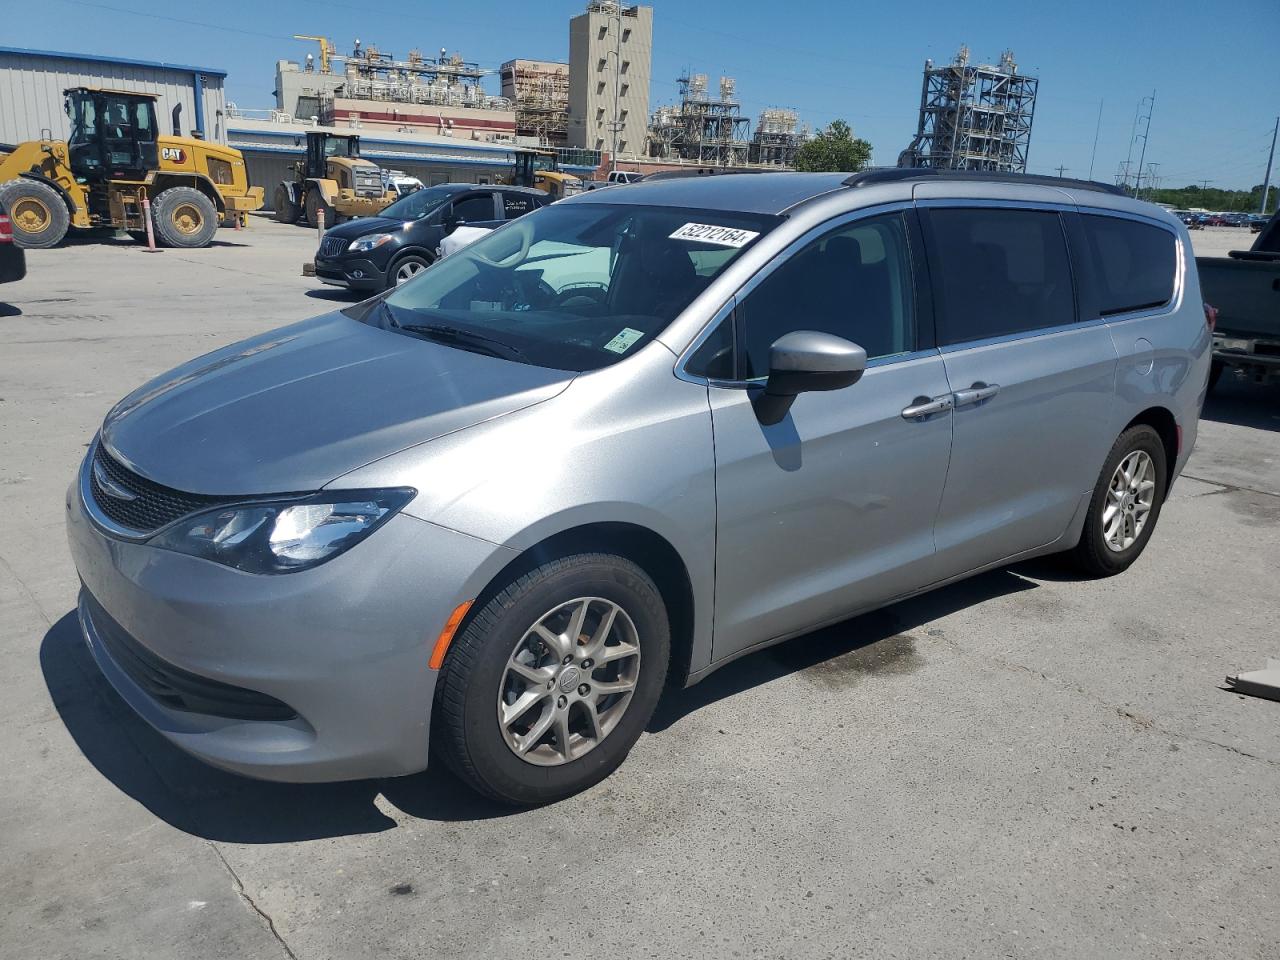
[603,327,645,354]
[669,222,760,247]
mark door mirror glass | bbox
[753,330,866,425]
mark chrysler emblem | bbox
[93,459,138,501]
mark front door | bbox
[920,203,1120,573]
[706,210,955,661]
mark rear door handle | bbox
[901,395,954,420]
[952,382,1001,408]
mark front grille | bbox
[83,591,298,722]
[318,235,347,259]
[353,167,384,198]
[89,443,228,534]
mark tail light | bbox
[0,213,12,244]
[1203,301,1218,331]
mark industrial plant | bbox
[899,46,1039,172]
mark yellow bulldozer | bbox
[273,131,398,227]
[0,86,264,249]
[502,147,584,200]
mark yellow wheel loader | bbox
[272,131,397,228]
[0,87,264,249]
[502,148,584,200]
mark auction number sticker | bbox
[603,327,645,354]
[669,222,760,247]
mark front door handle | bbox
[901,394,954,420]
[952,382,1001,408]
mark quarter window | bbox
[738,213,917,379]
[929,208,1075,345]
[1081,214,1176,316]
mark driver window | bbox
[738,213,916,379]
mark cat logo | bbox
[161,147,187,163]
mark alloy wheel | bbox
[497,597,641,766]
[395,261,425,284]
[1102,450,1156,552]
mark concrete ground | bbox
[1,218,1276,960]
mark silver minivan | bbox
[67,171,1210,804]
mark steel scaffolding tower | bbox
[500,60,569,146]
[750,108,805,166]
[899,47,1038,172]
[647,73,751,166]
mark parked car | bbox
[1250,214,1269,233]
[607,170,645,185]
[1199,213,1229,227]
[1198,207,1280,387]
[67,170,1208,805]
[309,183,548,292]
[0,199,26,284]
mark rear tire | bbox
[435,553,670,805]
[0,178,69,248]
[273,184,299,224]
[1070,425,1168,577]
[151,187,218,248]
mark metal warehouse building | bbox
[0,47,228,146]
[226,115,600,207]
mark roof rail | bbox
[843,167,1126,197]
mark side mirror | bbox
[752,330,867,425]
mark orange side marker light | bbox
[429,600,474,669]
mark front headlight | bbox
[149,488,414,574]
[349,233,394,253]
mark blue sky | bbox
[11,0,1279,188]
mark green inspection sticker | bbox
[603,327,644,354]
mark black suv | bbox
[312,183,548,292]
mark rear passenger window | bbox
[502,193,537,218]
[929,208,1075,345]
[738,213,916,379]
[1081,215,1175,315]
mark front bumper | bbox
[312,254,385,291]
[65,452,508,782]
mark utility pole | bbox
[1132,91,1155,199]
[1260,115,1278,214]
[607,4,623,174]
[1088,99,1103,180]
[1055,165,1069,177]
[1122,101,1140,191]
[1199,179,1213,191]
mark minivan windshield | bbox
[360,203,779,371]
[378,185,459,221]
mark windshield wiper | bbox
[399,322,529,363]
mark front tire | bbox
[386,253,431,289]
[151,187,218,248]
[304,188,336,228]
[0,178,70,248]
[435,553,670,805]
[1070,425,1168,577]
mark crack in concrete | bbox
[210,843,300,960]
[1181,473,1280,500]
[926,630,1280,769]
[0,550,52,627]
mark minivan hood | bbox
[101,312,573,495]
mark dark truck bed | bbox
[1197,210,1280,386]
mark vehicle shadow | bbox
[39,611,518,842]
[649,565,1041,731]
[42,565,1051,839]
[1201,378,1280,432]
[0,303,21,317]
[305,288,365,302]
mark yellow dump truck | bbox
[0,86,264,248]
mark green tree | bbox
[793,120,872,173]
